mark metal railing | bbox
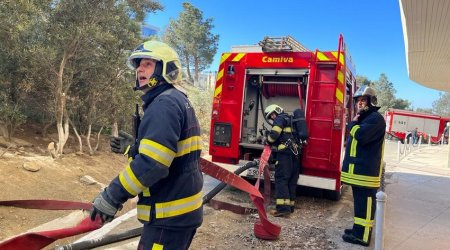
[397,135,424,161]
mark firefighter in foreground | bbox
[90,41,203,250]
[341,86,385,247]
[264,104,300,217]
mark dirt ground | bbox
[0,130,367,250]
[0,132,128,241]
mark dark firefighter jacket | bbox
[341,107,386,188]
[106,83,203,229]
[267,113,296,152]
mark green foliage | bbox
[356,76,371,86]
[163,2,219,83]
[432,92,450,117]
[372,74,396,113]
[356,74,412,113]
[185,84,213,135]
[0,0,49,137]
[415,108,433,114]
[0,92,27,139]
[0,0,162,142]
[392,98,411,110]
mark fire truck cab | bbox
[208,35,357,200]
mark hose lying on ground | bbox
[202,160,258,204]
[54,227,143,250]
[55,160,260,250]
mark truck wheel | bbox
[324,188,342,201]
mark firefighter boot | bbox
[342,234,369,247]
[344,228,352,234]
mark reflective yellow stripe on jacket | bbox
[176,136,202,157]
[155,191,203,218]
[119,164,146,196]
[268,126,282,143]
[350,125,360,157]
[137,204,151,221]
[139,139,176,167]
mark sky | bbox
[144,0,443,109]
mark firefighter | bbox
[90,41,203,250]
[264,104,300,217]
[341,86,386,247]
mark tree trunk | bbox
[0,123,9,139]
[56,96,70,155]
[194,57,199,83]
[69,119,83,153]
[86,124,93,155]
[55,40,78,155]
[184,54,193,83]
[112,121,118,137]
[94,126,104,152]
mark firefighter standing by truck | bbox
[264,104,300,217]
[340,86,386,247]
[90,41,203,250]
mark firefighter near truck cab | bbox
[209,35,357,200]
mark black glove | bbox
[90,189,123,223]
[110,130,134,154]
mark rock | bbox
[47,142,57,158]
[22,162,42,172]
[80,175,98,185]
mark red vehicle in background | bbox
[207,35,357,200]
[385,108,450,144]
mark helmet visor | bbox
[127,54,161,70]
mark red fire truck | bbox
[207,35,357,200]
[385,108,450,144]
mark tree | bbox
[356,76,372,87]
[415,108,433,114]
[371,74,396,113]
[0,0,48,139]
[392,98,411,110]
[26,0,162,155]
[163,2,219,83]
[432,92,450,117]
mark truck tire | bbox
[324,185,344,201]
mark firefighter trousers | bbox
[274,151,299,213]
[138,226,197,250]
[351,186,377,244]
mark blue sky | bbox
[145,0,443,109]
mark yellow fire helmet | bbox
[264,104,283,119]
[127,40,182,90]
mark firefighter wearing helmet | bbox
[90,40,203,250]
[341,85,386,247]
[264,104,300,217]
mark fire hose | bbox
[56,160,268,250]
[0,146,280,249]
